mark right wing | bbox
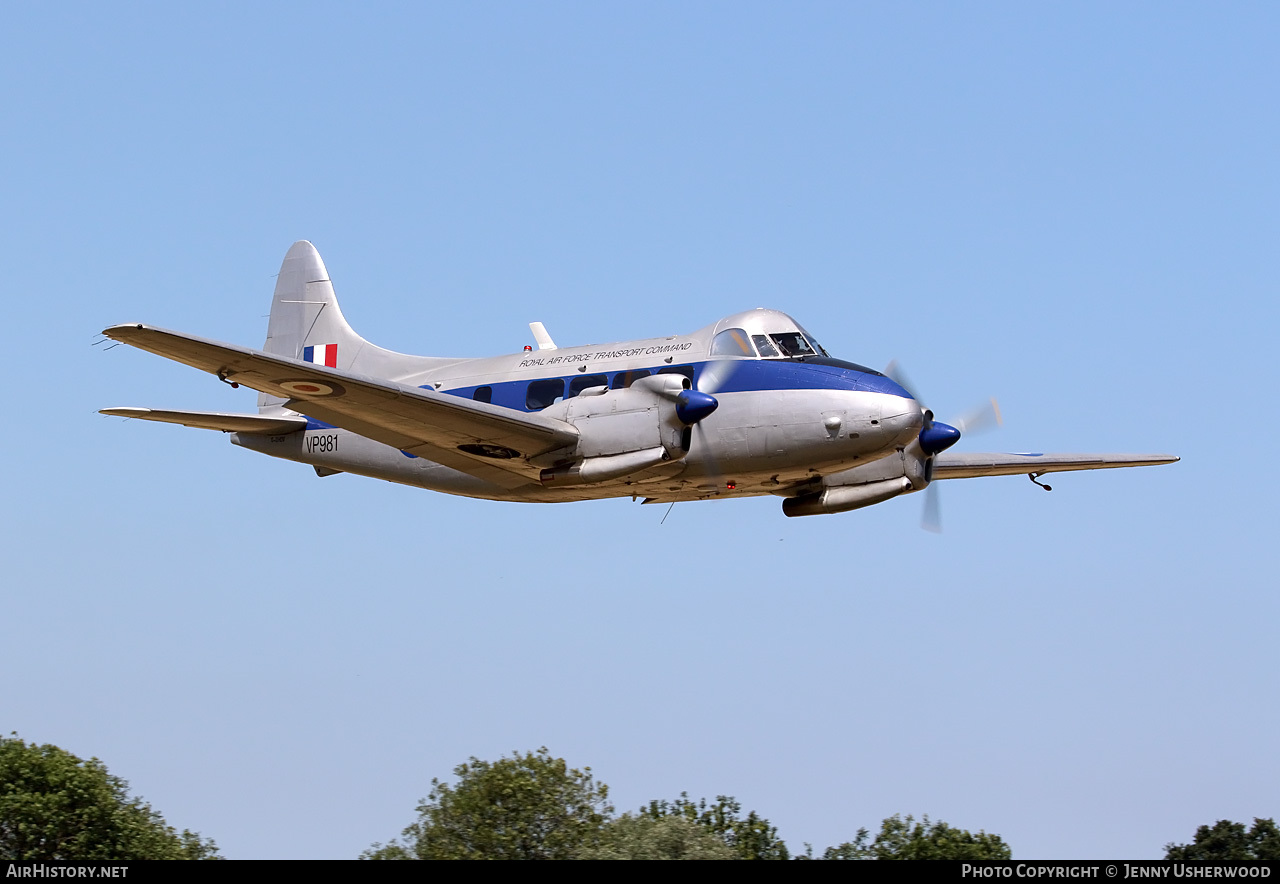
[101,324,579,487]
[932,452,1179,480]
[99,407,308,435]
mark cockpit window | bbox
[711,328,756,357]
[770,332,817,358]
[751,334,780,358]
[796,324,830,357]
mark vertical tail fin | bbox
[262,241,364,362]
[258,241,451,411]
[260,241,366,411]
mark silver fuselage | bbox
[233,310,924,504]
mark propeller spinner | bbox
[675,389,718,426]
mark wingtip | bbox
[102,323,136,339]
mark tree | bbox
[575,814,739,860]
[0,734,220,860]
[639,793,789,860]
[1165,819,1280,861]
[819,814,1011,860]
[362,747,612,860]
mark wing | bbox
[101,324,579,487]
[932,451,1179,480]
[99,407,309,435]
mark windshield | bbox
[752,334,779,357]
[769,332,816,357]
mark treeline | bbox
[2,736,1276,860]
[359,747,1009,860]
[0,734,220,860]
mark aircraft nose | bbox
[880,377,914,400]
[878,395,925,447]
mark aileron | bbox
[932,452,1179,480]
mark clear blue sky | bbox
[3,1,1276,859]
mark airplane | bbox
[100,241,1177,524]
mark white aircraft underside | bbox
[101,242,1177,519]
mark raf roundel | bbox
[277,378,346,398]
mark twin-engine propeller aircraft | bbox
[101,241,1177,523]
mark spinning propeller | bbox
[884,361,1002,532]
[683,362,739,491]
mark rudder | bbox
[263,241,364,359]
[259,241,371,410]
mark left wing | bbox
[101,323,579,487]
[932,451,1178,480]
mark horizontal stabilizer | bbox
[99,407,307,435]
[933,452,1179,480]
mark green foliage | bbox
[639,793,789,860]
[362,747,612,860]
[1165,818,1280,861]
[362,748,1015,862]
[0,734,220,860]
[819,813,1011,860]
[575,813,738,860]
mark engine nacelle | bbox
[781,476,913,517]
[807,438,931,492]
[538,374,692,485]
[540,447,670,487]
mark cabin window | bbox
[568,374,608,398]
[658,365,695,384]
[473,386,492,403]
[612,370,651,390]
[710,328,755,357]
[526,378,564,410]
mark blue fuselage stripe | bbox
[435,359,913,411]
[299,360,911,430]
